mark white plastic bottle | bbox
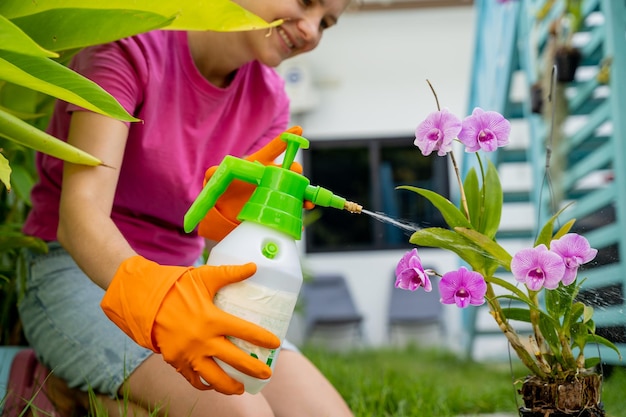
[183,132,359,393]
[206,221,303,394]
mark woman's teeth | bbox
[278,28,294,49]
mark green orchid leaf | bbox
[462,167,481,230]
[571,322,588,349]
[398,186,472,229]
[584,357,601,369]
[538,314,562,355]
[496,294,553,318]
[500,307,531,322]
[0,14,57,57]
[480,159,503,239]
[0,50,137,122]
[0,109,101,166]
[535,202,575,247]
[586,334,622,359]
[494,307,530,323]
[11,9,175,52]
[568,302,585,325]
[545,282,576,319]
[0,152,10,190]
[454,227,512,269]
[485,276,532,304]
[409,227,488,272]
[553,219,576,240]
[583,304,594,323]
[0,0,280,32]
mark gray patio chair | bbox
[388,271,444,345]
[299,273,364,346]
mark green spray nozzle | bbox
[184,132,361,240]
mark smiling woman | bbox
[0,0,281,346]
[4,0,358,416]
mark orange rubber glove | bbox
[198,126,314,241]
[101,256,281,394]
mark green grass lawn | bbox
[303,344,626,417]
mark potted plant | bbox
[392,82,619,416]
[549,0,584,82]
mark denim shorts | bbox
[18,242,298,397]
[18,242,153,397]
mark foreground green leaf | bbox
[0,109,101,166]
[0,0,281,32]
[0,14,57,57]
[11,9,175,52]
[0,50,138,122]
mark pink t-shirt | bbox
[23,31,290,266]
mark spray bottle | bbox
[183,132,361,394]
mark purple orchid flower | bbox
[458,107,511,152]
[414,109,462,157]
[511,244,566,290]
[550,233,598,286]
[439,267,487,308]
[395,248,432,292]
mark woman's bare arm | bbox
[57,111,137,289]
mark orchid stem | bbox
[425,79,470,221]
[449,151,471,221]
[485,282,548,378]
[426,79,440,111]
[529,291,545,350]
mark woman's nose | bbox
[296,16,322,46]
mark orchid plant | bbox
[394,82,620,382]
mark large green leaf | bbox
[397,186,472,229]
[0,0,280,32]
[0,50,137,122]
[0,14,57,57]
[409,227,490,273]
[11,9,175,52]
[0,1,278,179]
[454,227,511,269]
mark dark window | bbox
[303,137,450,253]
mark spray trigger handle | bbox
[280,132,309,169]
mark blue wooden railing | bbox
[465,0,626,365]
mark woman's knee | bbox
[123,354,275,417]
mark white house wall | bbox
[280,6,479,350]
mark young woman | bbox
[18,0,354,416]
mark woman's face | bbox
[234,0,351,67]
